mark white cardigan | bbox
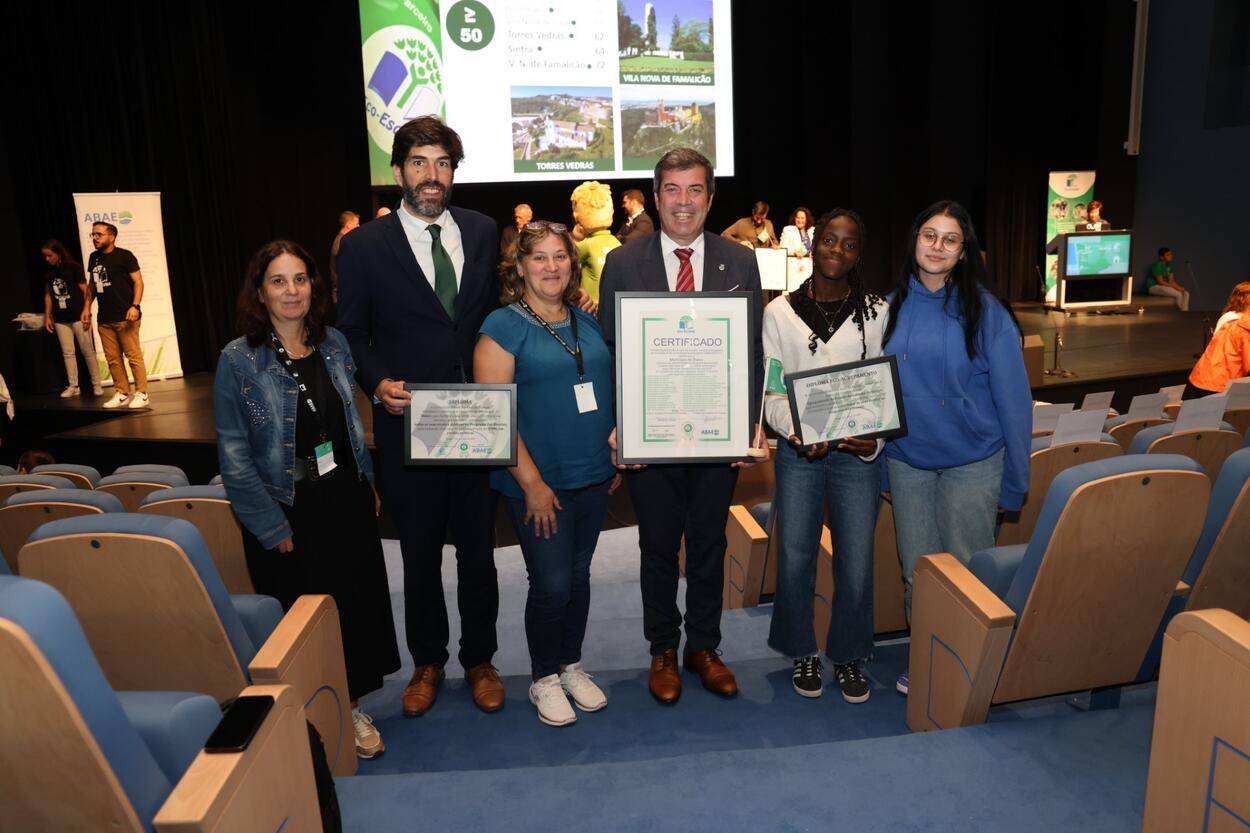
[778,224,814,257]
[762,292,890,447]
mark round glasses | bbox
[918,228,964,252]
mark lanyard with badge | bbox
[516,298,597,414]
[268,332,337,476]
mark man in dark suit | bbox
[337,116,505,718]
[615,189,655,243]
[599,148,765,704]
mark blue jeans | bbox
[887,448,1004,619]
[504,478,612,679]
[768,442,882,664]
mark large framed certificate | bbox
[403,384,517,466]
[785,355,907,447]
[615,292,756,464]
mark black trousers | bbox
[626,463,738,655]
[375,433,499,670]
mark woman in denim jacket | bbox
[213,240,399,760]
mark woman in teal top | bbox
[474,221,616,728]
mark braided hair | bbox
[791,208,883,360]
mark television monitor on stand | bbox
[1046,230,1134,312]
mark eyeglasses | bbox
[524,221,568,233]
[918,228,963,252]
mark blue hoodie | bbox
[883,276,1032,511]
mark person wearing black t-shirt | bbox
[42,239,103,397]
[86,222,149,409]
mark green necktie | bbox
[428,223,457,319]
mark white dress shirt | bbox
[658,231,705,291]
[396,205,465,290]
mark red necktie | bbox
[674,247,695,292]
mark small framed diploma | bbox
[785,355,907,447]
[615,292,757,465]
[403,384,517,466]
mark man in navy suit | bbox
[337,117,505,718]
[599,148,765,704]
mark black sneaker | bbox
[792,656,823,698]
[833,662,871,704]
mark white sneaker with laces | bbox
[560,662,607,712]
[352,708,384,759]
[127,392,150,409]
[102,391,129,409]
[60,385,80,398]
[529,674,577,726]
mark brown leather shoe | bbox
[402,664,445,717]
[648,648,682,704]
[683,649,738,697]
[466,663,506,712]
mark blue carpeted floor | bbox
[336,528,1156,831]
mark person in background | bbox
[615,189,655,243]
[778,207,816,260]
[1081,199,1109,231]
[16,449,55,474]
[42,239,103,397]
[374,206,392,218]
[570,181,620,304]
[1186,280,1250,397]
[499,203,534,259]
[1145,247,1190,311]
[214,240,400,759]
[722,200,778,248]
[881,200,1032,696]
[474,221,616,727]
[762,208,889,703]
[87,222,149,409]
[329,210,360,303]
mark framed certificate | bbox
[403,384,517,466]
[615,292,756,464]
[785,355,907,447]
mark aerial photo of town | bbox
[510,87,614,164]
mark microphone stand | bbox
[1044,331,1076,378]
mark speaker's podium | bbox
[1046,229,1134,311]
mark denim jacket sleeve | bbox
[213,348,293,550]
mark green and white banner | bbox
[1044,171,1095,302]
[73,192,183,382]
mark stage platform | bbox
[6,293,1209,467]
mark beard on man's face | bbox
[403,181,450,218]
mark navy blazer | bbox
[599,230,765,417]
[336,206,499,447]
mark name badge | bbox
[58,298,68,309]
[573,382,597,414]
[314,441,337,476]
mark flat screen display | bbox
[1065,233,1132,277]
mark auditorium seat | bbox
[0,489,123,573]
[139,485,254,594]
[113,464,191,484]
[18,514,357,776]
[723,504,769,609]
[208,474,223,486]
[98,471,190,512]
[1163,401,1182,420]
[906,454,1209,732]
[1102,414,1171,451]
[31,463,102,489]
[0,464,15,476]
[1129,421,1242,481]
[0,473,77,502]
[997,433,1123,546]
[0,575,320,832]
[1141,609,1250,833]
[1224,407,1250,437]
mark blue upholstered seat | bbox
[4,487,125,513]
[0,575,219,828]
[0,473,77,491]
[1030,432,1118,453]
[99,471,190,490]
[208,474,223,486]
[139,484,230,506]
[0,464,15,476]
[31,463,103,487]
[1129,421,1236,454]
[112,464,191,487]
[25,514,282,669]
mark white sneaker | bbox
[529,674,577,726]
[352,708,384,759]
[60,386,80,398]
[102,391,129,409]
[560,662,607,712]
[127,392,150,409]
[92,384,103,396]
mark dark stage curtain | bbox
[2,2,1136,376]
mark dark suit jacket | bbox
[337,207,499,448]
[615,211,655,243]
[599,230,765,421]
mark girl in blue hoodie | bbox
[883,201,1032,692]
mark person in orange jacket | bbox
[1187,284,1250,397]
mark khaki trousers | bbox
[97,320,147,394]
